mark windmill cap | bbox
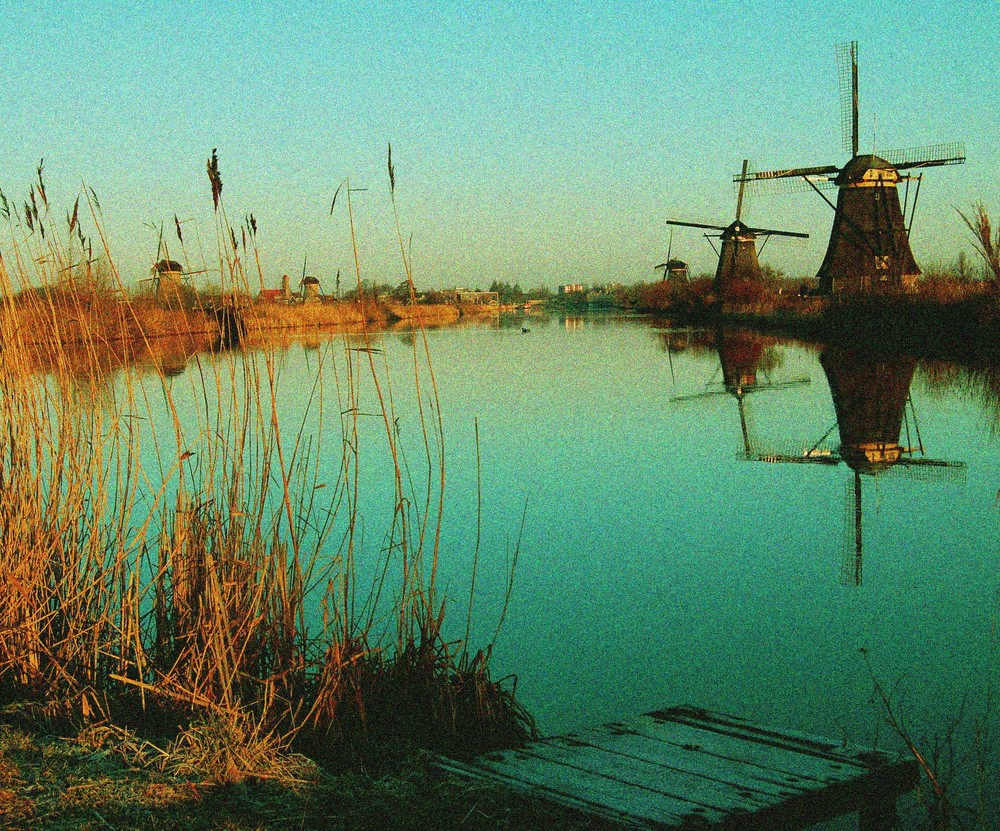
[721,220,755,239]
[836,154,900,185]
[153,259,184,273]
[842,443,903,474]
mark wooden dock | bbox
[438,705,918,830]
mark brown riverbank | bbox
[0,293,467,355]
[637,279,1000,364]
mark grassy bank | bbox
[0,720,600,831]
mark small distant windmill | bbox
[654,228,690,283]
[299,255,322,302]
[741,346,965,585]
[671,330,810,454]
[738,42,965,294]
[667,161,808,295]
[141,225,205,301]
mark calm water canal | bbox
[161,313,998,818]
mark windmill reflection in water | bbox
[668,329,811,459]
[741,346,966,586]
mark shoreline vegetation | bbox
[1,197,996,370]
[3,271,997,378]
[0,159,551,829]
[633,277,999,365]
[0,154,995,829]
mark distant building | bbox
[259,274,294,303]
[440,288,499,306]
[558,283,585,295]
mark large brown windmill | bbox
[739,42,965,295]
[667,161,808,295]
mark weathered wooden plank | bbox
[603,715,864,785]
[437,707,919,831]
[517,737,776,812]
[546,730,823,803]
[441,752,719,828]
[436,757,653,830]
[649,707,870,764]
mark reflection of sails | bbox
[743,346,966,586]
[670,330,809,453]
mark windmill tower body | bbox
[817,156,919,294]
[152,258,185,305]
[820,346,918,584]
[715,222,764,292]
[718,328,764,394]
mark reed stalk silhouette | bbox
[957,202,1000,283]
[0,154,533,771]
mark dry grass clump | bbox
[635,277,714,313]
[914,275,994,304]
[161,714,319,785]
[384,302,460,325]
[0,156,533,779]
[958,201,1000,283]
[247,298,384,330]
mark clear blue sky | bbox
[2,0,997,289]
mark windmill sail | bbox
[666,219,731,232]
[837,40,859,157]
[883,142,966,170]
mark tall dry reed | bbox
[0,156,532,761]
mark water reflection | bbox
[741,344,966,585]
[668,328,809,454]
[17,330,217,381]
[920,360,1000,437]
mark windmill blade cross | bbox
[666,219,730,232]
[884,142,966,170]
[749,227,810,239]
